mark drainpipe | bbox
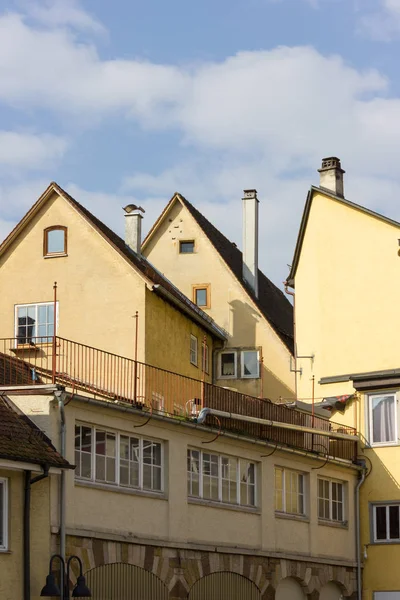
[24,465,49,600]
[284,282,298,401]
[55,389,66,563]
[355,461,367,600]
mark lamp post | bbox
[41,554,91,598]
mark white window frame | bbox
[240,350,260,379]
[274,467,306,516]
[373,503,400,543]
[74,424,164,493]
[0,477,8,551]
[201,342,209,374]
[187,448,257,507]
[14,301,59,345]
[190,335,198,366]
[368,392,398,447]
[317,477,345,523]
[218,351,237,379]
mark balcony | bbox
[0,336,357,461]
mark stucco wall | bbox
[143,201,294,401]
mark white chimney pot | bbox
[124,209,144,254]
[242,189,259,297]
[318,157,345,198]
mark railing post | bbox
[133,311,138,403]
[52,282,57,384]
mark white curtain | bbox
[372,395,395,443]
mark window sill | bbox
[318,519,348,530]
[190,362,198,368]
[44,253,68,259]
[370,540,400,545]
[75,479,167,500]
[188,496,260,514]
[0,549,11,554]
[275,511,309,523]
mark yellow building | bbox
[142,190,295,401]
[0,394,71,600]
[0,181,226,381]
[287,157,400,599]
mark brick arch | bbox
[274,560,354,598]
[84,562,169,599]
[188,572,261,600]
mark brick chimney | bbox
[242,189,259,297]
[318,157,345,198]
[123,204,145,254]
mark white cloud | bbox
[21,0,105,33]
[0,131,67,170]
[359,0,400,40]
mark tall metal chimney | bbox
[123,204,145,254]
[242,189,259,297]
[318,157,345,198]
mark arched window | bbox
[43,226,67,256]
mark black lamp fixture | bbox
[41,554,91,599]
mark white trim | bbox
[368,392,398,447]
[0,478,8,551]
[190,334,198,366]
[0,459,62,474]
[317,476,346,523]
[274,466,306,516]
[373,503,400,543]
[240,350,260,379]
[14,301,59,343]
[218,350,237,379]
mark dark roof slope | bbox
[54,185,226,340]
[177,194,294,353]
[0,396,71,468]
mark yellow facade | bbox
[291,187,400,599]
[0,467,52,600]
[143,198,295,401]
[0,187,216,380]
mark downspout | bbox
[55,389,66,563]
[356,461,367,600]
[24,465,49,600]
[284,282,297,401]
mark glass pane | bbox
[0,482,3,546]
[96,431,106,455]
[242,351,259,377]
[106,457,116,482]
[275,468,283,491]
[74,451,81,478]
[82,453,91,479]
[106,433,116,457]
[179,241,194,253]
[152,466,162,491]
[120,462,129,485]
[376,506,387,540]
[38,305,47,322]
[81,428,92,452]
[47,229,65,254]
[75,426,81,449]
[120,436,129,460]
[221,353,235,376]
[372,395,396,443]
[96,455,105,481]
[143,464,152,489]
[191,474,199,497]
[153,443,161,466]
[390,506,400,539]
[130,462,139,487]
[130,438,139,462]
[275,489,283,511]
[195,289,207,306]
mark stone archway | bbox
[320,582,344,600]
[84,562,169,600]
[276,577,306,600]
[188,571,261,600]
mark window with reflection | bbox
[44,226,67,256]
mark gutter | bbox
[195,408,358,442]
[24,465,49,600]
[71,394,360,469]
[152,284,227,341]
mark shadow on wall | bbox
[229,299,259,347]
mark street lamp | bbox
[41,554,91,598]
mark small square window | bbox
[44,226,67,256]
[193,284,210,308]
[179,241,195,254]
[241,350,260,378]
[219,352,237,378]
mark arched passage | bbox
[84,562,169,600]
[188,571,261,600]
[276,577,305,600]
[320,582,344,600]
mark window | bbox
[44,226,67,256]
[241,350,260,378]
[193,284,210,308]
[15,302,57,344]
[75,424,163,492]
[187,449,256,507]
[190,335,198,366]
[373,504,400,543]
[201,341,209,374]
[318,478,345,522]
[368,393,398,446]
[179,240,195,254]
[219,351,237,378]
[0,478,8,551]
[275,467,305,516]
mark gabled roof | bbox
[0,396,72,469]
[287,185,400,287]
[0,183,226,341]
[143,193,294,353]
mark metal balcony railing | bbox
[0,336,357,461]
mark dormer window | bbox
[44,226,67,257]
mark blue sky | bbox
[1,0,400,285]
